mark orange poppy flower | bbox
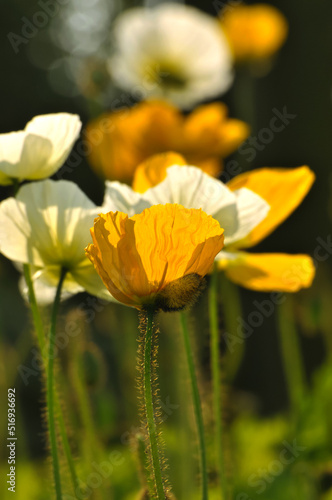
[85,100,249,184]
[221,3,288,62]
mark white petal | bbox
[0,113,81,181]
[109,4,233,108]
[19,267,83,305]
[102,180,151,216]
[143,165,269,247]
[25,113,82,179]
[225,188,270,246]
[0,179,97,268]
[143,165,241,239]
[71,261,119,303]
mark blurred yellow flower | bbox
[0,180,111,303]
[85,204,224,311]
[109,3,233,108]
[0,113,81,185]
[221,3,288,62]
[86,100,249,184]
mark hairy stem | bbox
[24,263,79,495]
[208,269,228,499]
[180,311,208,500]
[141,309,166,499]
[47,267,67,500]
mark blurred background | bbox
[1,0,332,499]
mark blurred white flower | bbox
[0,180,111,303]
[109,3,233,108]
[0,113,81,185]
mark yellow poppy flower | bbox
[218,166,316,291]
[85,204,224,310]
[221,3,288,62]
[128,155,315,292]
[85,100,249,184]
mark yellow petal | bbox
[227,166,315,247]
[85,100,179,183]
[85,100,249,184]
[219,252,315,292]
[181,102,249,161]
[221,4,288,61]
[132,152,187,193]
[86,204,224,309]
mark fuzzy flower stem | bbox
[180,311,208,500]
[143,308,165,499]
[47,267,67,500]
[24,263,79,496]
[208,268,228,499]
[23,264,46,353]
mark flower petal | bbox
[217,251,315,292]
[227,166,315,247]
[142,165,269,246]
[86,204,224,307]
[103,180,151,215]
[25,113,82,179]
[132,152,187,193]
[224,188,270,246]
[0,114,81,181]
[109,4,233,108]
[0,180,97,268]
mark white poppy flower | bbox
[102,164,270,254]
[109,3,233,108]
[0,113,82,185]
[0,179,111,303]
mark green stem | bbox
[23,264,45,354]
[180,312,208,500]
[47,267,67,500]
[143,309,165,500]
[208,269,227,499]
[220,274,244,382]
[277,296,306,419]
[24,263,79,495]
